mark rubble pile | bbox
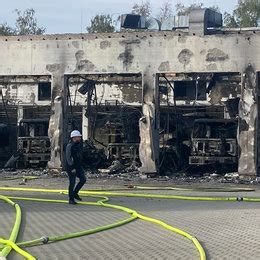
[0,168,49,176]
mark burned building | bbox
[0,9,259,178]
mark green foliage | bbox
[224,0,259,28]
[0,8,45,36]
[15,8,45,35]
[223,12,239,28]
[175,2,220,15]
[0,23,16,36]
[87,15,115,33]
[175,2,204,15]
[209,6,221,13]
[132,1,152,16]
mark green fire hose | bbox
[1,186,260,260]
[0,195,29,259]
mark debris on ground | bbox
[210,173,220,178]
[0,167,259,187]
[224,172,239,180]
[0,168,50,177]
[107,160,125,174]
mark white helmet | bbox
[70,130,82,138]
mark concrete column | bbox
[139,69,159,174]
[47,74,65,172]
[257,73,260,176]
[82,89,93,140]
[17,105,23,124]
[82,107,90,140]
[238,64,257,178]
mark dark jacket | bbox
[65,140,83,169]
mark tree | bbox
[15,8,45,35]
[175,2,204,15]
[208,6,221,13]
[0,23,15,36]
[224,0,260,28]
[0,8,45,36]
[223,12,239,28]
[87,15,115,33]
[175,2,220,15]
[157,0,173,23]
[132,1,152,16]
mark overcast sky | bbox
[0,0,238,34]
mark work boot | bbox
[74,194,82,201]
[69,199,77,205]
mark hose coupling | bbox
[41,236,49,244]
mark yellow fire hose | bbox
[1,186,260,260]
[0,239,35,260]
[1,186,259,201]
[0,195,22,258]
[131,185,255,192]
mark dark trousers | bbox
[67,166,86,200]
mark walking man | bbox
[66,130,86,204]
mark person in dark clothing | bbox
[66,130,86,205]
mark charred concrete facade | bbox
[0,28,260,177]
